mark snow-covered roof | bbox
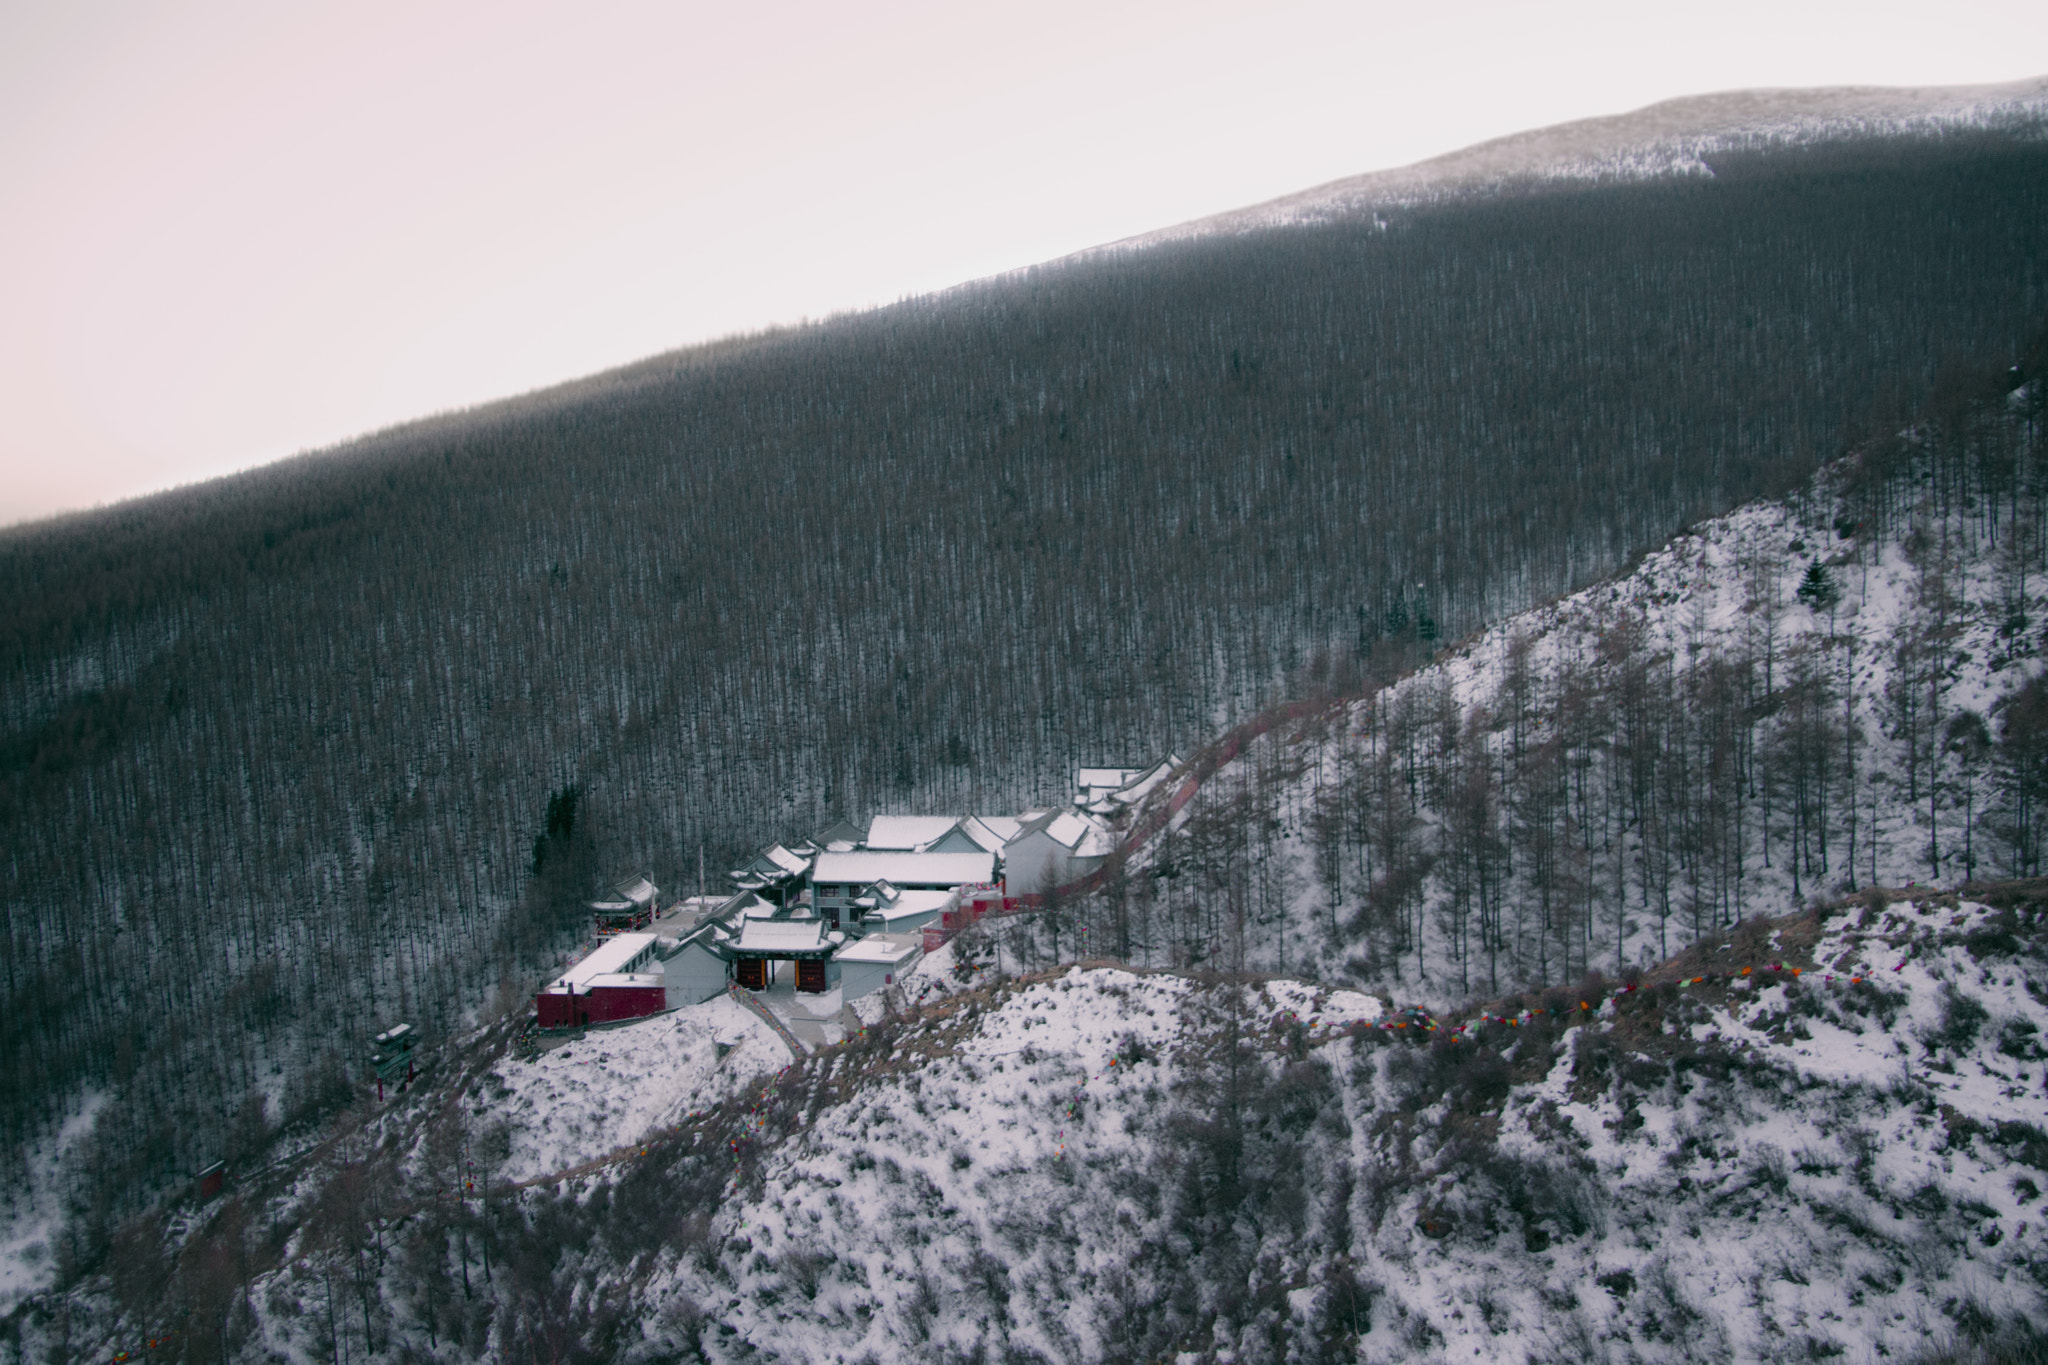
[1079,756,1183,813]
[877,887,954,913]
[611,873,658,905]
[1049,811,1093,848]
[1016,809,1102,851]
[586,972,664,989]
[1096,756,1182,806]
[811,850,995,887]
[833,933,923,965]
[766,844,811,875]
[811,816,866,847]
[734,920,830,954]
[551,933,658,989]
[865,889,955,926]
[1076,766,1144,796]
[662,924,728,956]
[1075,823,1118,858]
[864,815,962,850]
[731,843,812,881]
[958,816,1021,851]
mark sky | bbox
[1,1,2043,528]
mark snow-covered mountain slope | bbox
[1081,377,2048,1013]
[14,357,2048,1365]
[26,888,2043,1364]
[486,995,805,1185]
[82,891,2027,1365]
[1108,75,2048,250]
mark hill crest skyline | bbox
[8,74,2048,536]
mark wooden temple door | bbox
[795,959,828,994]
[735,958,766,991]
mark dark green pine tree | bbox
[1796,560,1841,615]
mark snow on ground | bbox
[1385,895,2048,1365]
[659,967,1199,1362]
[50,902,2034,1365]
[955,968,1191,1078]
[480,944,971,1183]
[1258,977,1384,1036]
[485,996,796,1183]
[1131,435,2048,1016]
[0,1091,102,1314]
[621,897,2045,1363]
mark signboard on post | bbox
[370,1023,416,1100]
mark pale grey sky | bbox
[2,0,2043,527]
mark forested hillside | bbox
[3,125,2048,1253]
[1013,331,2048,1010]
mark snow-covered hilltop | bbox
[1106,75,2048,250]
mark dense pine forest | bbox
[3,127,2048,1249]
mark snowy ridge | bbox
[1097,76,2048,252]
[1376,890,2048,1364]
[454,913,2048,1360]
[608,903,2044,1364]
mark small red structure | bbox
[925,885,1012,950]
[536,932,669,1029]
[197,1161,226,1201]
[537,980,667,1028]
